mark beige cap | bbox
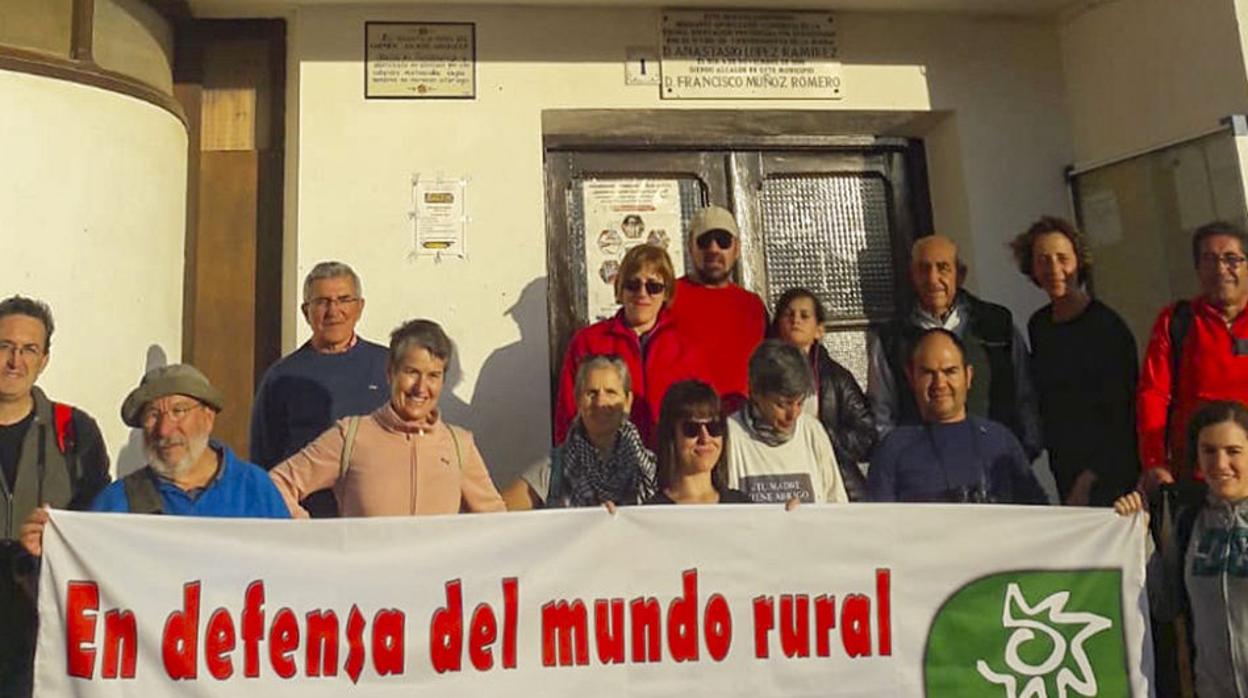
[689,205,740,240]
[121,364,224,428]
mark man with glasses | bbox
[669,205,768,412]
[0,295,109,698]
[249,261,388,517]
[1138,220,1248,489]
[62,364,289,517]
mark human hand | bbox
[1138,467,1174,496]
[1113,491,1148,520]
[18,505,50,558]
[784,497,800,512]
[1065,470,1098,506]
[603,501,617,515]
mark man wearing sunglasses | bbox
[1138,221,1248,491]
[669,205,768,413]
[249,261,389,517]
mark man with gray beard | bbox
[23,365,288,521]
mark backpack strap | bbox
[1165,301,1194,460]
[51,402,75,454]
[340,416,362,479]
[447,425,463,470]
[122,468,164,514]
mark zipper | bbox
[407,432,416,515]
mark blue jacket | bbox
[91,442,289,518]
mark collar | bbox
[911,294,967,332]
[608,307,673,338]
[308,333,360,354]
[1192,297,1248,327]
[375,402,442,435]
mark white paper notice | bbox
[582,179,684,321]
[414,178,467,258]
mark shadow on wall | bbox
[450,277,550,487]
[115,344,168,477]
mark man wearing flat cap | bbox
[668,205,768,412]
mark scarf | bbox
[742,401,796,447]
[559,420,656,507]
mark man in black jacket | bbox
[0,296,110,698]
[866,235,1042,460]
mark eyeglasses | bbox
[680,419,725,438]
[0,341,43,361]
[140,401,203,429]
[1200,253,1248,270]
[306,295,361,310]
[695,230,734,250]
[621,278,666,296]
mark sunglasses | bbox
[622,278,666,296]
[680,419,725,438]
[695,230,734,250]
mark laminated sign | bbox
[36,505,1151,696]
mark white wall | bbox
[289,6,1074,483]
[0,70,187,474]
[1060,0,1248,168]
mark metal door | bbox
[543,142,929,402]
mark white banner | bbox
[36,506,1152,697]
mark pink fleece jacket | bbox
[268,403,505,517]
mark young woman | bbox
[1011,216,1137,505]
[770,287,875,499]
[1115,400,1248,697]
[647,380,749,505]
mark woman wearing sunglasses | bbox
[647,381,750,505]
[770,287,875,501]
[554,244,706,448]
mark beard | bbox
[146,432,211,479]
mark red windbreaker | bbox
[1137,298,1248,478]
[554,309,706,447]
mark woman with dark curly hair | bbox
[1010,215,1137,505]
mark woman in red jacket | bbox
[555,244,705,447]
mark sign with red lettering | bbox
[35,506,1151,696]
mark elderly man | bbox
[0,296,110,698]
[867,329,1046,504]
[867,235,1041,458]
[249,261,388,517]
[669,205,768,412]
[86,365,287,516]
[1138,221,1248,490]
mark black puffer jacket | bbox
[810,344,876,501]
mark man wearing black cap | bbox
[668,205,768,412]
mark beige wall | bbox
[0,70,188,474]
[1060,0,1248,168]
[288,5,1074,483]
[93,0,175,94]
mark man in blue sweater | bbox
[867,328,1047,504]
[249,261,389,517]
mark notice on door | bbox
[582,180,684,322]
[660,10,841,100]
[365,22,475,99]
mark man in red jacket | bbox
[1138,221,1248,490]
[669,205,768,413]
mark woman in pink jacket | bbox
[269,319,505,517]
